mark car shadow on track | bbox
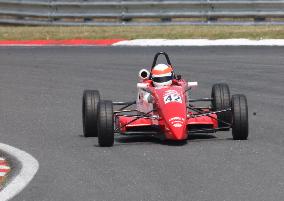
[188,134,217,140]
[115,134,224,146]
[187,134,233,142]
[115,136,161,145]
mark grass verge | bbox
[0,25,284,40]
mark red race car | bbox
[82,52,248,147]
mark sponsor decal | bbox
[169,117,185,128]
[163,90,182,104]
[173,123,182,128]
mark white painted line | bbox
[0,143,39,201]
[113,39,284,46]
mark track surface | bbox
[0,47,284,201]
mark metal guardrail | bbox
[0,0,284,25]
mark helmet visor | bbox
[152,75,173,83]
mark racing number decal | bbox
[164,93,182,104]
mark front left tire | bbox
[82,90,100,137]
[231,94,249,140]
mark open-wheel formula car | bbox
[82,52,248,147]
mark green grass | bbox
[0,25,284,40]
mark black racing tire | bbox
[98,100,114,147]
[211,83,231,130]
[82,90,100,137]
[231,94,248,140]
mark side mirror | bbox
[188,82,198,87]
[138,69,150,80]
[184,82,198,94]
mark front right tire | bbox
[231,94,249,140]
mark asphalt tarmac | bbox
[0,46,284,201]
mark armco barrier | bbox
[0,0,284,25]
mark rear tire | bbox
[231,94,248,140]
[98,100,114,147]
[82,90,100,137]
[211,83,231,130]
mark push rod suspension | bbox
[188,98,213,102]
[187,106,232,127]
[113,101,136,111]
[114,109,138,114]
[112,101,136,105]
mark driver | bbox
[151,64,174,87]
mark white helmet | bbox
[151,64,173,87]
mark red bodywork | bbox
[117,79,218,141]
